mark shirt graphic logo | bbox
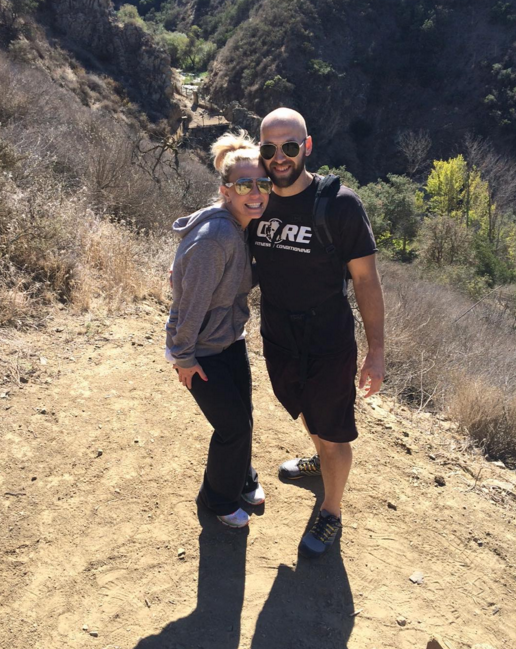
[257,220,312,246]
[263,218,284,244]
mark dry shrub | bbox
[0,49,219,233]
[0,46,215,323]
[448,377,516,466]
[0,328,35,386]
[0,55,34,122]
[377,258,516,465]
[0,171,173,322]
[0,278,34,327]
[0,177,77,302]
[71,215,172,313]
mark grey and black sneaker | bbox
[278,454,321,479]
[299,510,342,558]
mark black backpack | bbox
[312,174,348,294]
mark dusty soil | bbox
[1,303,515,649]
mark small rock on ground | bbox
[409,570,424,584]
[426,637,455,649]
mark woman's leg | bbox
[229,341,259,495]
[189,342,254,515]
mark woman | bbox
[165,131,272,528]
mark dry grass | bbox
[0,173,176,323]
[71,215,176,313]
[0,45,211,325]
[374,258,516,466]
[448,378,516,462]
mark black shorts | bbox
[263,339,358,443]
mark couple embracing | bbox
[165,107,385,559]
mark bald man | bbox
[249,108,385,558]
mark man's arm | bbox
[347,253,385,398]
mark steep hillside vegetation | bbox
[208,0,516,179]
[0,1,217,324]
[125,0,516,181]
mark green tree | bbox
[318,165,359,192]
[358,180,391,244]
[181,26,216,71]
[384,174,421,256]
[426,155,468,219]
[358,175,421,257]
[262,75,295,110]
[156,30,188,65]
[117,4,148,30]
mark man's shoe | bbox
[279,454,321,479]
[217,508,249,528]
[299,510,342,558]
[241,483,265,506]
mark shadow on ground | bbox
[251,481,355,649]
[134,502,248,649]
[133,484,354,649]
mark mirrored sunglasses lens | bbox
[257,180,272,194]
[259,144,276,160]
[234,180,254,195]
[281,142,301,157]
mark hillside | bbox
[133,0,516,181]
[1,307,515,649]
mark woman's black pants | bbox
[189,339,259,516]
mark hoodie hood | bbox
[173,205,241,239]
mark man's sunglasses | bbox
[259,138,307,161]
[224,177,273,195]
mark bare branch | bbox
[397,129,432,177]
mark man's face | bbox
[260,122,311,189]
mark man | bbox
[250,108,385,558]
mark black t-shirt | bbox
[249,175,377,355]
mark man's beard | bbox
[267,153,306,188]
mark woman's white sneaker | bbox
[217,508,250,528]
[241,483,265,506]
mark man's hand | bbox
[359,348,385,398]
[168,265,174,290]
[348,254,385,399]
[173,363,208,389]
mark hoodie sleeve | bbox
[166,238,227,368]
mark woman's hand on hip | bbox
[174,363,208,389]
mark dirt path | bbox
[1,305,515,649]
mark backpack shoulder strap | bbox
[312,174,343,279]
[312,174,340,248]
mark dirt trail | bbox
[1,305,515,649]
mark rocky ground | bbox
[1,303,515,649]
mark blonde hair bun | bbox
[211,130,260,182]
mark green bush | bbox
[155,30,188,65]
[117,4,148,31]
[308,59,335,77]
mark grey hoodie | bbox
[165,205,252,368]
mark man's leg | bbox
[298,347,357,557]
[317,439,352,517]
[298,436,353,557]
[301,414,353,515]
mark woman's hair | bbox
[211,130,261,183]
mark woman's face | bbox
[220,159,271,228]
